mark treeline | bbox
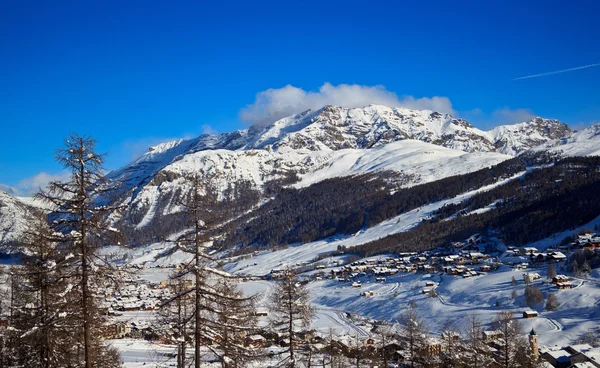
[353,156,600,256]
[218,158,525,249]
[118,178,262,246]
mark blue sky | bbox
[1,0,600,194]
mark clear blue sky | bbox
[1,0,600,193]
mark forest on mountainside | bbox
[217,158,526,249]
[353,156,600,256]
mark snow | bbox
[225,171,526,276]
[105,104,564,231]
[528,123,600,157]
[294,140,511,189]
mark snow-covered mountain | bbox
[0,105,577,249]
[105,105,570,234]
[109,104,570,192]
[526,122,600,157]
[0,191,40,253]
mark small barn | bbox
[523,310,539,319]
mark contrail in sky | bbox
[513,62,600,80]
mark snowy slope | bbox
[116,140,512,229]
[107,104,568,233]
[108,104,569,204]
[0,191,40,252]
[295,140,511,188]
[489,117,570,156]
[527,123,600,157]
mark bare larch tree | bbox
[36,133,123,368]
[268,268,315,367]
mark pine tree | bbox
[211,278,260,368]
[35,133,123,368]
[268,268,315,367]
[159,174,260,367]
[545,293,559,311]
[399,301,428,368]
[10,213,78,367]
[463,312,493,368]
[157,278,194,368]
[524,286,544,307]
[547,264,557,280]
[492,310,527,368]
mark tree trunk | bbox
[81,213,92,368]
[289,282,294,367]
[195,206,201,368]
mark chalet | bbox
[521,247,538,255]
[524,272,542,283]
[541,349,572,368]
[100,322,131,339]
[552,275,570,284]
[482,330,503,341]
[376,277,386,282]
[548,252,567,262]
[556,282,573,290]
[422,288,432,294]
[352,282,362,288]
[575,233,600,250]
[469,252,487,260]
[254,309,268,317]
[361,291,374,297]
[462,270,478,278]
[523,310,539,318]
[441,331,461,342]
[540,343,600,368]
[479,265,491,272]
[245,335,266,348]
[425,281,436,287]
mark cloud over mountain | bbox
[240,83,456,127]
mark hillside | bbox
[102,105,569,246]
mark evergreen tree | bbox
[36,134,123,368]
[545,293,559,311]
[268,268,315,367]
[547,264,557,280]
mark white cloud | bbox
[490,107,536,125]
[240,83,456,127]
[0,184,19,195]
[201,124,217,135]
[1,171,72,196]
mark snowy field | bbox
[112,260,600,366]
[106,170,600,364]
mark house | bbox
[522,247,538,255]
[552,275,570,284]
[541,349,572,368]
[556,282,573,290]
[482,330,503,341]
[425,281,436,287]
[523,310,539,318]
[441,331,461,342]
[352,282,362,288]
[548,252,567,262]
[524,272,542,283]
[254,309,268,317]
[245,335,266,347]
